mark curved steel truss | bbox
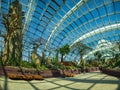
[0,0,120,61]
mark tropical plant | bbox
[86,60,99,67]
[112,41,120,62]
[94,51,102,60]
[115,41,120,51]
[47,51,51,65]
[94,51,103,66]
[47,63,66,70]
[71,42,92,67]
[38,65,48,70]
[21,61,33,68]
[55,48,59,63]
[59,44,70,63]
[50,48,60,65]
[41,50,46,66]
[31,37,47,66]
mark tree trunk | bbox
[2,34,10,63]
[61,54,64,63]
[39,50,46,66]
[80,55,83,65]
[47,56,51,65]
[55,50,59,62]
[2,29,22,65]
[80,51,83,64]
[2,0,23,65]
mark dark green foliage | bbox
[55,48,59,63]
[51,57,58,65]
[71,42,92,67]
[48,63,77,70]
[21,61,33,68]
[94,51,102,60]
[21,60,38,68]
[38,65,48,70]
[59,44,70,62]
[114,59,120,68]
[48,64,66,70]
[60,44,70,55]
[65,66,77,69]
[20,61,48,70]
[86,60,99,67]
[4,57,21,66]
[0,60,2,66]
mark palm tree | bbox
[72,42,92,66]
[47,50,51,65]
[59,44,70,63]
[55,48,59,63]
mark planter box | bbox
[0,66,62,78]
[100,68,120,77]
[39,70,62,78]
[0,66,38,76]
[0,66,44,80]
[0,66,85,79]
[85,67,99,73]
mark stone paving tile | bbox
[90,84,118,90]
[67,82,93,90]
[0,71,120,90]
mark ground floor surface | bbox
[0,71,120,90]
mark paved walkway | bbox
[0,71,120,90]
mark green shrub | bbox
[65,66,77,69]
[20,60,49,70]
[47,64,58,70]
[0,60,2,66]
[114,59,120,68]
[38,65,48,70]
[21,61,33,68]
[47,63,67,70]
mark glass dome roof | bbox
[0,0,120,61]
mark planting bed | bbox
[0,66,100,80]
[100,68,120,77]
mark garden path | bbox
[0,71,120,90]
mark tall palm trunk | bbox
[80,51,84,65]
[61,54,64,63]
[55,49,59,62]
[80,54,83,65]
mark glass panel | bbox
[106,3,114,14]
[91,9,99,18]
[98,6,107,16]
[114,2,120,12]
